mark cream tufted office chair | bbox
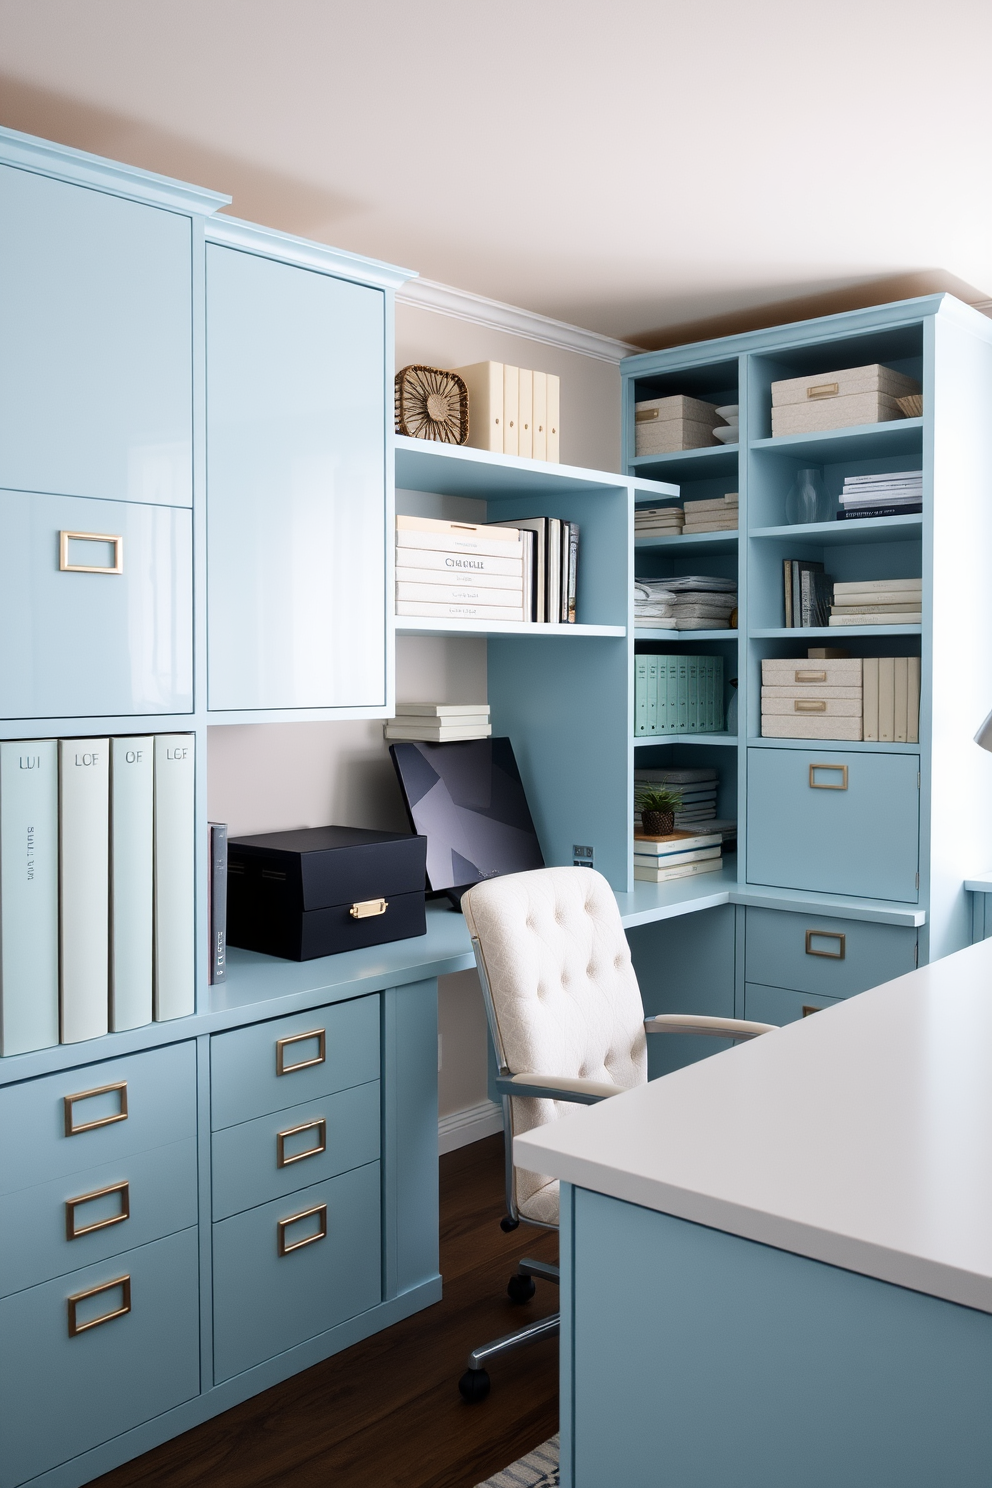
[458,865,773,1402]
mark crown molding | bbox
[396,276,642,364]
[207,214,415,290]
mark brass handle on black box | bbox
[350,898,387,919]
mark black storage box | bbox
[226,826,428,961]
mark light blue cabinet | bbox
[744,982,842,1024]
[0,489,193,719]
[747,748,920,903]
[744,906,917,998]
[205,240,388,714]
[0,163,192,508]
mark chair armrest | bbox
[495,1073,623,1105]
[644,1014,776,1041]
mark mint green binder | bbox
[659,659,670,733]
[646,657,658,735]
[635,654,647,736]
[677,657,688,732]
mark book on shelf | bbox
[547,375,560,462]
[396,548,525,578]
[635,767,717,785]
[829,612,921,626]
[783,559,826,628]
[532,372,548,462]
[153,735,196,1023]
[59,738,110,1045]
[0,739,59,1056]
[829,596,922,613]
[208,822,228,986]
[633,830,722,855]
[396,600,527,621]
[451,362,559,461]
[633,857,723,884]
[392,702,490,718]
[490,517,577,623]
[397,514,523,560]
[451,361,503,452]
[396,565,524,592]
[837,504,922,521]
[800,568,833,628]
[503,363,519,457]
[110,735,154,1031]
[396,580,526,607]
[833,577,921,597]
[634,846,722,869]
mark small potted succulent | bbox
[635,783,683,837]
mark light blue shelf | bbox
[395,434,636,500]
[627,445,739,483]
[636,530,738,555]
[750,625,921,639]
[747,737,920,754]
[750,418,923,463]
[749,515,923,546]
[634,733,737,748]
[615,871,926,930]
[634,629,738,642]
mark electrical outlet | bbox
[573,843,594,868]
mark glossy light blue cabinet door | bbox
[0,1228,199,1488]
[212,1161,381,1382]
[206,244,387,712]
[747,749,920,903]
[0,164,192,507]
[0,490,193,718]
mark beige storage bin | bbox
[769,364,921,437]
[760,715,863,740]
[635,395,721,455]
[761,697,862,716]
[761,658,863,688]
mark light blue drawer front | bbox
[0,1136,197,1297]
[0,490,192,719]
[211,1082,380,1221]
[747,749,920,902]
[0,1042,196,1195]
[206,243,387,712]
[0,1227,199,1488]
[212,1161,381,1382]
[0,163,192,507]
[744,907,917,999]
[744,982,842,1026]
[210,996,380,1130]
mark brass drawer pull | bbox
[806,382,839,400]
[795,669,827,683]
[350,898,387,919]
[277,1202,328,1256]
[66,1180,130,1240]
[276,1028,326,1076]
[59,531,123,574]
[64,1081,128,1136]
[805,929,846,960]
[67,1274,131,1336]
[809,763,848,790]
[795,700,826,712]
[801,1005,822,1017]
[277,1118,327,1168]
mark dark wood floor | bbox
[94,1135,559,1488]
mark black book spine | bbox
[209,822,228,984]
[836,504,923,520]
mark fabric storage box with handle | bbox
[770,364,921,436]
[635,395,722,455]
[761,656,863,740]
[226,825,427,960]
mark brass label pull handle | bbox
[59,531,123,574]
[805,929,846,960]
[350,898,387,919]
[795,670,827,683]
[795,700,827,712]
[64,1081,128,1136]
[277,1118,327,1168]
[809,763,848,790]
[806,382,839,400]
[67,1275,131,1336]
[801,1005,822,1017]
[277,1203,328,1256]
[635,408,660,422]
[66,1180,130,1239]
[276,1028,326,1076]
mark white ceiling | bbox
[1,0,989,345]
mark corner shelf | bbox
[394,434,638,500]
[636,530,739,556]
[749,515,923,546]
[627,445,739,483]
[750,625,921,639]
[394,618,625,638]
[634,629,738,642]
[634,732,738,748]
[750,418,923,463]
[747,736,920,754]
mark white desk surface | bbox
[515,936,992,1313]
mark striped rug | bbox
[475,1434,559,1487]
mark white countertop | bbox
[515,936,992,1312]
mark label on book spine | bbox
[59,738,110,1045]
[0,740,59,1055]
[154,735,196,1021]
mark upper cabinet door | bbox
[0,164,193,507]
[206,245,387,713]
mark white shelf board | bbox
[394,617,625,638]
[750,625,921,639]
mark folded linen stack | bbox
[837,469,922,521]
[682,493,738,533]
[711,404,739,444]
[634,579,678,629]
[385,703,491,742]
[664,574,737,630]
[829,578,922,626]
[635,505,684,536]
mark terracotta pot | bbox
[641,810,674,836]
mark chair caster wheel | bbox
[500,1215,520,1232]
[459,1367,491,1402]
[507,1272,536,1303]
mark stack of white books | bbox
[635,505,684,536]
[682,493,738,533]
[837,470,922,520]
[829,577,922,626]
[396,516,527,621]
[633,830,723,884]
[384,704,491,742]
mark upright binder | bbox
[451,361,504,452]
[110,736,154,1031]
[503,364,520,457]
[0,739,58,1055]
[517,367,533,459]
[209,822,228,985]
[547,374,560,462]
[154,734,196,1021]
[532,372,548,461]
[59,738,110,1044]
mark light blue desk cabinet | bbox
[0,161,194,509]
[564,1186,992,1488]
[627,906,738,1075]
[0,490,193,719]
[205,238,389,714]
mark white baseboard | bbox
[438,1098,504,1155]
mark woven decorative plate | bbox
[896,393,923,418]
[395,365,469,444]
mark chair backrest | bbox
[462,866,647,1226]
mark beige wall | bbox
[208,301,620,1124]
